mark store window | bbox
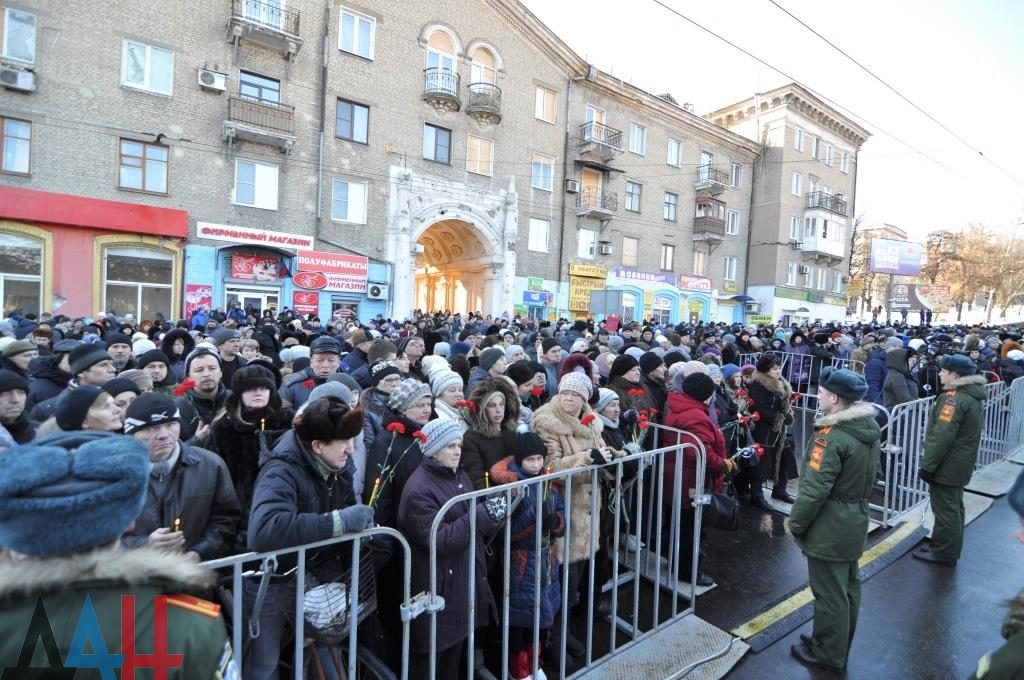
[652,296,672,326]
[0,232,42,315]
[622,292,637,323]
[103,246,173,320]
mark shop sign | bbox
[568,263,607,313]
[643,289,654,319]
[292,291,320,315]
[292,272,329,290]
[568,263,608,279]
[184,284,213,319]
[721,280,737,293]
[688,300,704,313]
[654,296,672,308]
[678,275,712,291]
[750,314,773,325]
[231,254,281,281]
[523,291,550,306]
[296,250,368,293]
[613,267,676,286]
[513,304,529,316]
[197,222,314,249]
[527,276,544,291]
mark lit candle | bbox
[173,517,182,533]
[484,471,491,489]
[260,417,266,432]
[368,477,382,508]
[543,466,553,501]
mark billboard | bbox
[230,254,281,281]
[869,238,923,276]
[889,284,950,311]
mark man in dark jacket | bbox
[213,328,247,388]
[789,368,879,673]
[809,333,834,389]
[26,339,79,410]
[914,353,986,566]
[121,393,240,562]
[28,343,117,423]
[280,335,342,409]
[175,348,230,441]
[863,338,899,404]
[340,328,372,374]
[639,351,668,415]
[0,369,34,444]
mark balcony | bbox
[423,68,461,113]
[223,96,296,153]
[576,188,617,219]
[800,233,845,264]
[693,216,726,241]
[465,82,502,125]
[694,164,731,194]
[227,0,302,60]
[577,121,623,162]
[806,191,848,216]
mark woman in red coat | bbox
[661,372,734,586]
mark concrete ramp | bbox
[576,614,747,680]
[966,460,1022,497]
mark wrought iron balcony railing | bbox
[806,191,848,216]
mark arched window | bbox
[470,46,495,85]
[103,246,174,320]
[0,232,42,315]
[426,30,455,74]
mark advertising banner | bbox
[891,284,950,311]
[231,254,281,281]
[197,222,314,249]
[295,250,369,293]
[527,277,544,291]
[869,238,923,276]
[292,291,320,315]
[613,267,676,286]
[184,284,213,320]
[523,291,550,306]
[678,274,713,291]
[568,263,607,314]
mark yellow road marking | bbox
[730,520,922,639]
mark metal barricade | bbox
[417,425,711,680]
[1006,376,1024,454]
[880,396,934,527]
[977,380,1012,470]
[202,527,413,680]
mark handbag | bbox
[703,487,741,532]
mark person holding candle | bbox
[462,377,521,491]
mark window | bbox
[789,216,800,241]
[470,47,496,84]
[1,117,30,175]
[426,30,455,79]
[809,176,820,196]
[233,160,278,210]
[0,232,42,314]
[833,271,844,293]
[628,123,646,155]
[336,99,368,144]
[531,153,554,191]
[723,256,737,281]
[698,150,713,182]
[239,71,280,103]
[803,265,813,288]
[622,292,637,323]
[666,138,682,166]
[811,136,820,159]
[535,87,557,123]
[791,172,802,196]
[466,135,493,175]
[622,237,639,267]
[664,192,678,221]
[121,40,173,95]
[824,143,834,166]
[840,151,849,174]
[693,249,707,276]
[817,268,828,290]
[422,124,451,163]
[730,162,741,187]
[339,7,375,59]
[118,140,167,193]
[652,296,672,326]
[805,217,816,238]
[726,209,740,235]
[821,218,829,240]
[331,178,368,223]
[577,228,597,259]
[660,244,675,271]
[794,127,804,152]
[786,262,798,286]
[625,181,642,212]
[527,218,549,253]
[2,7,35,63]
[103,246,173,322]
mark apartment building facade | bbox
[707,84,870,325]
[1,0,762,324]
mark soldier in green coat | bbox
[913,353,986,566]
[0,431,234,679]
[789,368,879,673]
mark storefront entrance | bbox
[226,286,279,317]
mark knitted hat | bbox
[56,386,104,431]
[624,347,645,361]
[595,387,620,414]
[212,328,241,346]
[818,367,869,402]
[69,344,110,375]
[105,332,133,349]
[370,360,401,388]
[740,364,756,376]
[682,360,711,377]
[558,371,593,400]
[706,363,722,379]
[136,349,171,370]
[639,351,664,375]
[123,393,181,434]
[305,381,354,409]
[682,373,716,402]
[505,344,524,361]
[53,339,83,355]
[433,341,451,357]
[940,353,977,376]
[756,354,781,373]
[420,355,448,380]
[184,347,221,375]
[102,377,141,398]
[0,431,151,557]
[883,336,903,349]
[388,379,431,414]
[349,329,370,347]
[479,347,506,372]
[541,338,560,355]
[450,341,472,357]
[430,369,464,398]
[231,364,276,394]
[513,431,547,466]
[132,338,156,355]
[419,417,464,459]
[0,369,29,394]
[607,335,624,352]
[721,363,741,383]
[570,338,590,354]
[2,339,35,357]
[117,368,154,393]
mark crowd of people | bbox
[0,305,1020,679]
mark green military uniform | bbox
[0,547,233,679]
[920,374,986,562]
[789,401,880,670]
[970,589,1024,680]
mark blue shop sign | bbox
[523,291,549,306]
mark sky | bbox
[520,0,1024,242]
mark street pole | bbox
[885,273,893,324]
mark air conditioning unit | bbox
[598,243,613,255]
[564,179,580,194]
[197,68,227,92]
[367,283,389,300]
[745,301,760,312]
[799,265,810,274]
[0,67,36,92]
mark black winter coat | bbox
[397,458,497,653]
[361,414,425,530]
[809,345,834,386]
[4,411,35,444]
[176,385,230,441]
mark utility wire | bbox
[766,0,1024,190]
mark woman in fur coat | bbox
[461,377,521,490]
[747,353,796,508]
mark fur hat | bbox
[504,360,536,387]
[69,344,111,375]
[430,369,464,398]
[595,387,619,414]
[513,431,547,466]
[294,399,363,443]
[818,367,869,402]
[0,369,29,394]
[450,341,472,357]
[756,354,781,373]
[56,386,105,431]
[117,368,154,393]
[388,379,431,414]
[940,353,977,376]
[419,418,464,459]
[609,354,640,382]
[123,393,181,434]
[639,351,664,375]
[557,371,593,401]
[682,373,715,403]
[0,431,151,556]
[231,364,276,394]
[479,347,506,372]
[370,360,401,388]
[368,339,398,364]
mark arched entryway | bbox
[415,219,494,314]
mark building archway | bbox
[415,219,494,314]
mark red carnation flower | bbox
[386,422,407,435]
[736,389,747,398]
[649,408,659,416]
[754,443,765,457]
[531,385,544,397]
[455,400,478,412]
[173,379,196,397]
[791,392,803,402]
[745,397,755,407]
[638,419,650,430]
[628,388,646,398]
[412,430,427,444]
[580,413,597,426]
[751,411,761,422]
[303,378,315,390]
